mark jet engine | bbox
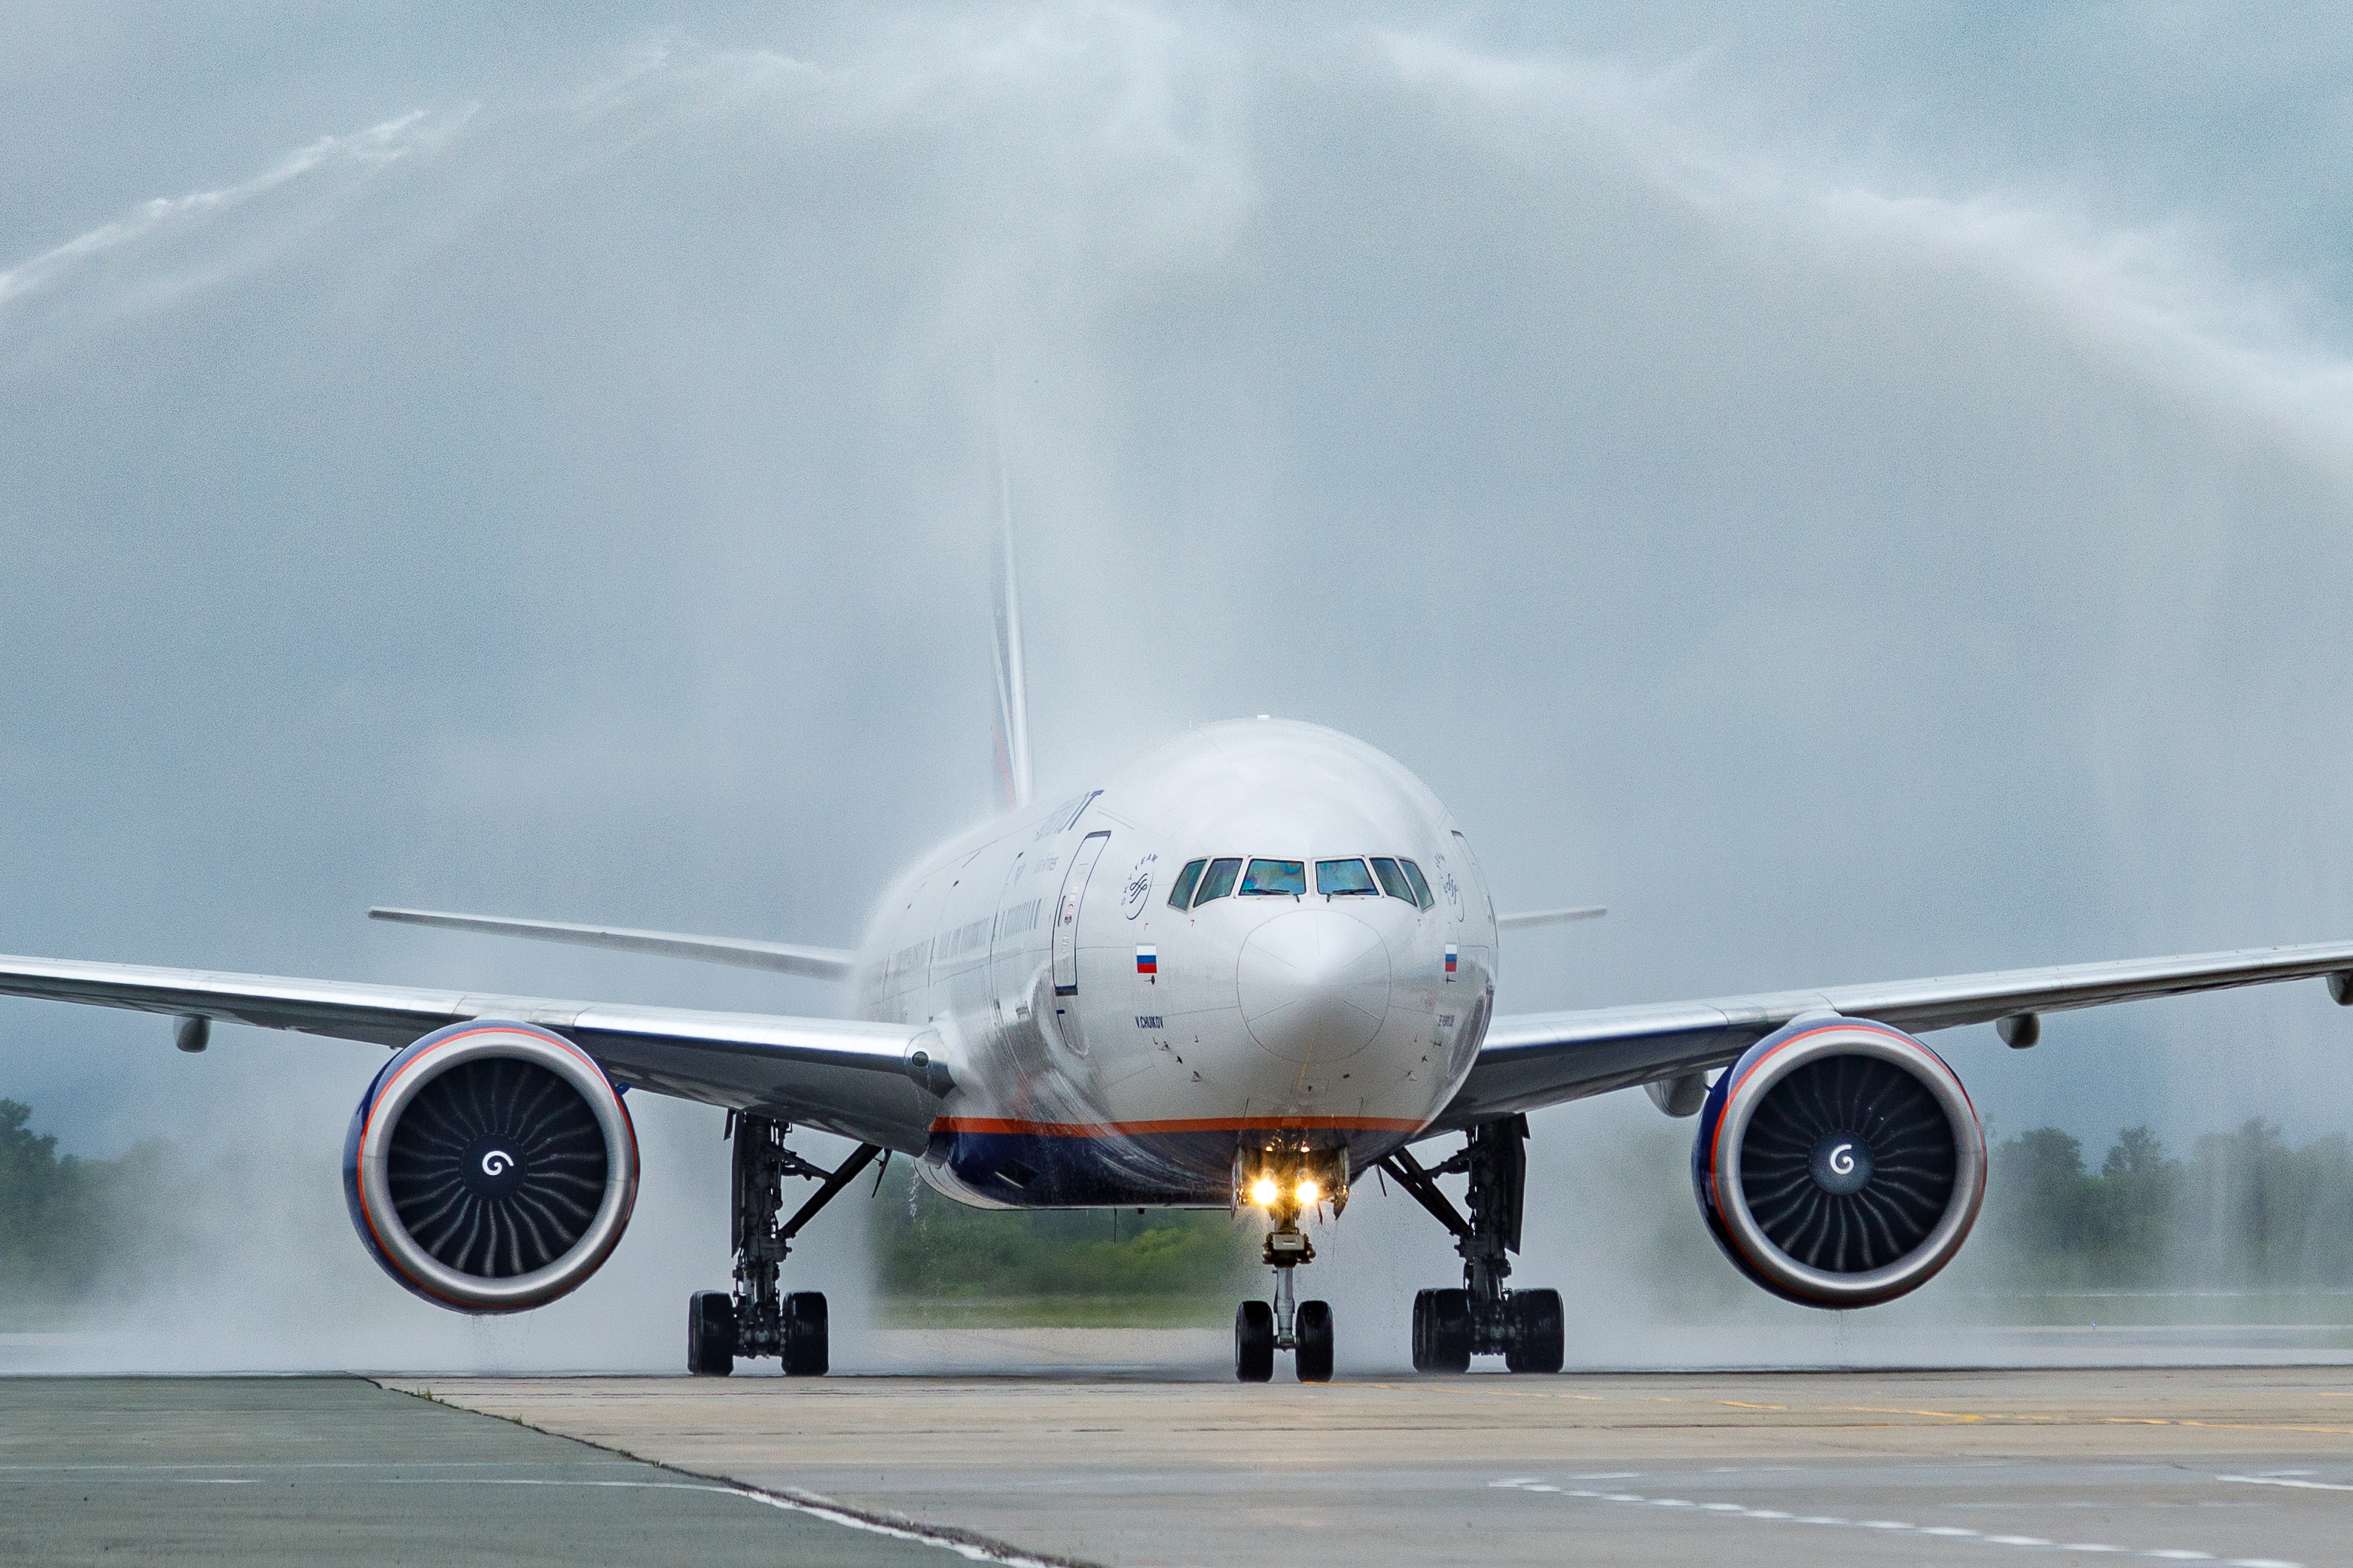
[1691,1016,1984,1308]
[343,1019,639,1312]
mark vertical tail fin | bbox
[991,423,1035,813]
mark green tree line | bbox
[868,1168,1257,1311]
[0,1097,1258,1313]
[0,1099,178,1304]
[11,1095,2353,1308]
[1984,1119,2353,1288]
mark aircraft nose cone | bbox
[1237,908,1390,1063]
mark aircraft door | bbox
[1052,831,1112,997]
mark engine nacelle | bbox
[1691,1015,1984,1308]
[343,1019,639,1313]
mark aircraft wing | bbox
[1431,937,2353,1134]
[0,952,946,1152]
[1495,906,1606,932]
[366,906,857,981]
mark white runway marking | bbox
[1489,1476,2300,1566]
[92,1469,1067,1566]
[0,1460,634,1473]
[723,1483,1071,1567]
[2217,1474,2353,1493]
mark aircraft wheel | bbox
[1235,1299,1275,1383]
[1505,1288,1565,1375]
[782,1291,829,1377]
[1294,1299,1334,1383]
[687,1291,736,1377]
[1412,1287,1471,1374]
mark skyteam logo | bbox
[1121,853,1157,918]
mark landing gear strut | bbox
[1381,1114,1564,1375]
[687,1112,881,1378]
[1234,1147,1340,1384]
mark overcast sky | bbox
[6,2,2353,1366]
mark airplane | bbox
[6,510,2353,1384]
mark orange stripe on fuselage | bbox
[931,1115,1426,1137]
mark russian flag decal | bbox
[1135,945,1157,976]
[1443,944,1458,979]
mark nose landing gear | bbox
[1382,1115,1565,1375]
[1234,1149,1343,1383]
[687,1111,880,1378]
[1236,1213,1336,1382]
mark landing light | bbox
[1250,1177,1281,1207]
[1296,1179,1321,1205]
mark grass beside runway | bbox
[875,1296,1238,1329]
[1964,1289,2353,1329]
[870,1170,1256,1327]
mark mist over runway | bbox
[8,2,2353,1378]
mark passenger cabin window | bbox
[1370,857,1416,903]
[1168,858,1207,910]
[1239,858,1306,896]
[1398,858,1435,911]
[1316,858,1378,896]
[1193,857,1242,906]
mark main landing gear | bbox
[1234,1149,1342,1383]
[687,1111,881,1378]
[1380,1114,1565,1375]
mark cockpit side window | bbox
[1315,858,1378,896]
[1370,857,1415,903]
[1398,858,1435,911]
[1168,858,1207,910]
[1193,857,1242,906]
[1239,858,1306,896]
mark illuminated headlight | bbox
[1250,1177,1281,1207]
[1295,1179,1321,1205]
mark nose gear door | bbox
[1052,831,1112,997]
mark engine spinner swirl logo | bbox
[461,1134,529,1199]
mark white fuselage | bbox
[852,719,1499,1208]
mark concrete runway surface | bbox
[0,1376,1029,1567]
[9,1368,2353,1566]
[373,1366,2353,1568]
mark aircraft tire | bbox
[687,1291,736,1377]
[1295,1300,1334,1383]
[1413,1288,1472,1374]
[1505,1288,1565,1374]
[782,1291,829,1377]
[1235,1300,1276,1383]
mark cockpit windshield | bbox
[1239,858,1306,896]
[1315,858,1378,896]
[1192,857,1242,906]
[1174,853,1431,909]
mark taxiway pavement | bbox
[386,1366,2353,1568]
[0,1376,1020,1567]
